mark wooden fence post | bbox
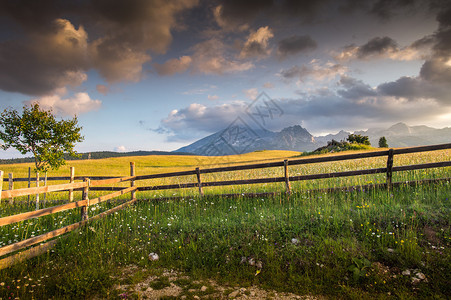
[0,170,3,205]
[195,167,204,197]
[386,149,394,190]
[130,162,136,200]
[69,167,75,202]
[81,178,90,221]
[8,173,14,204]
[35,172,39,211]
[27,167,31,205]
[284,160,291,196]
[42,172,48,208]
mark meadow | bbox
[0,148,450,299]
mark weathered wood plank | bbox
[135,170,197,180]
[8,173,13,203]
[387,149,394,190]
[201,177,285,187]
[130,162,136,200]
[393,143,451,155]
[199,161,284,174]
[89,186,127,191]
[139,182,198,191]
[88,186,137,206]
[284,160,291,195]
[12,175,120,182]
[81,178,90,221]
[0,239,58,270]
[392,161,451,172]
[289,167,387,182]
[69,167,75,202]
[1,181,88,199]
[0,200,88,227]
[0,220,87,257]
[0,170,3,204]
[196,167,203,197]
[0,197,138,259]
[89,175,135,186]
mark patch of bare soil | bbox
[113,266,321,299]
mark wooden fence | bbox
[1,143,450,269]
[0,163,138,270]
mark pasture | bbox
[0,148,450,299]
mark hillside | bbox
[0,150,193,165]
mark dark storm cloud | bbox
[369,0,416,20]
[357,36,398,59]
[378,3,451,105]
[0,18,89,95]
[377,76,450,103]
[277,35,317,59]
[410,35,435,49]
[217,0,273,26]
[215,0,330,29]
[0,0,199,95]
[337,76,377,100]
[0,0,72,31]
[338,0,369,14]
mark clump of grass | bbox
[148,276,171,290]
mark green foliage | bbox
[347,257,371,281]
[346,134,371,145]
[378,136,388,148]
[302,139,373,156]
[0,103,83,172]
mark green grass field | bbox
[0,149,450,299]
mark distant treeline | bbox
[0,150,193,165]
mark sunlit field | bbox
[0,149,450,299]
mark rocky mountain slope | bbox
[174,123,451,155]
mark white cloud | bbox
[115,145,127,152]
[263,82,274,89]
[244,88,258,100]
[208,94,219,101]
[240,26,274,59]
[279,60,347,84]
[191,38,254,74]
[160,101,247,140]
[25,91,101,116]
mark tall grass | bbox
[0,149,450,298]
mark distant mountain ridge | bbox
[0,150,193,165]
[175,122,451,155]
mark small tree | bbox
[347,134,371,145]
[0,103,84,172]
[378,136,388,148]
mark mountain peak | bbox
[387,122,411,135]
[174,122,451,155]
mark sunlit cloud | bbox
[25,91,101,116]
[154,56,192,76]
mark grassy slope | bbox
[0,149,450,299]
[1,150,301,179]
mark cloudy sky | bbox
[1,0,451,158]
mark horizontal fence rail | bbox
[0,143,450,269]
[0,162,138,269]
